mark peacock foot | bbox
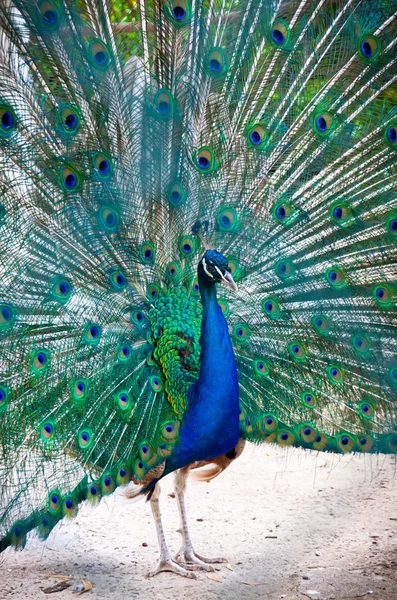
[175,547,228,571]
[146,558,198,579]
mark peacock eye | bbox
[207,264,216,273]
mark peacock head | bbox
[198,250,238,292]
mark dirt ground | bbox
[0,445,396,600]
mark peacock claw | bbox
[146,559,198,579]
[175,548,227,571]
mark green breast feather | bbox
[150,287,202,417]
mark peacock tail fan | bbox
[0,0,396,550]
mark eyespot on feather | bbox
[164,261,181,283]
[92,152,113,179]
[254,358,270,377]
[115,389,133,412]
[101,473,116,495]
[277,430,295,447]
[270,19,290,47]
[313,432,328,451]
[158,442,173,457]
[217,297,230,318]
[207,47,227,77]
[49,490,62,514]
[0,105,17,137]
[272,201,296,227]
[243,417,253,434]
[388,365,397,391]
[161,420,180,441]
[301,391,317,408]
[193,147,218,173]
[109,269,127,291]
[327,365,344,385]
[117,342,132,362]
[358,400,375,420]
[313,111,335,136]
[164,0,192,26]
[0,303,15,330]
[131,309,146,325]
[216,207,239,232]
[63,495,78,518]
[139,442,157,466]
[384,122,397,149]
[357,435,374,453]
[275,258,295,280]
[179,235,196,256]
[83,323,101,345]
[386,435,397,453]
[326,266,346,288]
[167,180,187,207]
[52,277,72,303]
[59,165,81,192]
[98,206,119,231]
[149,375,164,392]
[262,297,281,319]
[116,466,131,486]
[298,424,317,444]
[386,212,397,239]
[10,522,26,549]
[31,349,50,374]
[330,201,353,227]
[232,323,251,344]
[38,514,54,539]
[78,429,93,450]
[133,458,147,481]
[263,414,278,433]
[288,341,307,363]
[311,315,331,336]
[89,39,111,70]
[40,420,55,441]
[246,123,268,149]
[0,385,9,413]
[373,284,393,308]
[191,278,200,296]
[139,241,156,264]
[153,89,175,118]
[351,333,371,356]
[38,1,61,30]
[57,104,80,134]
[146,283,160,301]
[70,378,89,405]
[87,482,102,503]
[227,256,241,280]
[359,35,381,62]
[337,433,355,454]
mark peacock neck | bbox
[162,279,240,472]
[195,279,239,414]
[199,283,231,379]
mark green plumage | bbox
[0,0,396,554]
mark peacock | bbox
[0,0,396,580]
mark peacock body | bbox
[0,0,396,574]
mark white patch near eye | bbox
[202,258,214,278]
[214,265,225,280]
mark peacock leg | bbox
[147,482,197,579]
[174,466,228,570]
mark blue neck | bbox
[164,279,240,473]
[197,282,236,396]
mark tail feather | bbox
[0,0,396,552]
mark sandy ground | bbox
[0,445,396,600]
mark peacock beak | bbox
[221,270,238,293]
